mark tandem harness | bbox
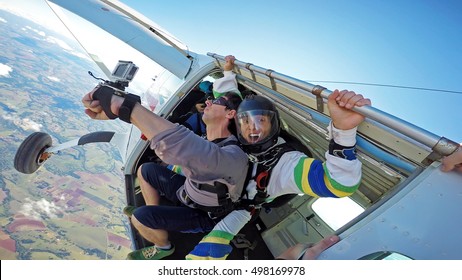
[193,143,295,220]
[186,138,239,219]
[236,143,296,218]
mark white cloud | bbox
[2,113,43,131]
[19,118,43,131]
[0,2,69,36]
[0,17,6,23]
[22,22,89,60]
[0,3,29,20]
[0,2,87,60]
[20,198,63,220]
[25,25,46,37]
[69,51,91,60]
[45,35,72,51]
[47,76,60,82]
[0,63,12,77]
[44,35,90,59]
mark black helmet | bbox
[235,95,280,154]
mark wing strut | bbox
[208,53,460,157]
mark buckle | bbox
[207,212,219,220]
[181,189,192,205]
[217,193,231,205]
[248,154,258,163]
[255,171,269,190]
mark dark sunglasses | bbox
[208,96,232,109]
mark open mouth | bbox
[248,133,261,143]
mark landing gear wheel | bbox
[14,132,52,174]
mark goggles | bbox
[236,110,277,145]
[208,96,232,109]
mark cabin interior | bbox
[123,56,434,260]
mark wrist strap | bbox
[328,139,357,160]
[119,93,141,123]
[92,86,118,119]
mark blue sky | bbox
[2,0,462,142]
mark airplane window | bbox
[360,252,413,260]
[311,197,364,230]
[382,253,412,260]
[144,71,182,113]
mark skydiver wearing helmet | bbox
[186,89,371,260]
[236,95,279,151]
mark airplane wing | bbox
[46,0,193,80]
[44,0,202,164]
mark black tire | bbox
[14,132,52,174]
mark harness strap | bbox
[193,202,235,219]
[238,142,296,216]
[188,141,297,219]
[254,142,295,190]
[187,138,241,218]
[198,181,230,205]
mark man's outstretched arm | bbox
[82,86,175,140]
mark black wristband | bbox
[119,93,141,123]
[328,139,357,160]
[92,86,118,119]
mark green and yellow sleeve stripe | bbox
[294,157,359,198]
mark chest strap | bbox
[236,143,296,216]
[185,138,241,219]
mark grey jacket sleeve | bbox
[150,125,247,182]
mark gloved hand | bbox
[185,230,234,260]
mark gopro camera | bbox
[111,60,139,82]
[103,60,139,91]
[88,60,139,92]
